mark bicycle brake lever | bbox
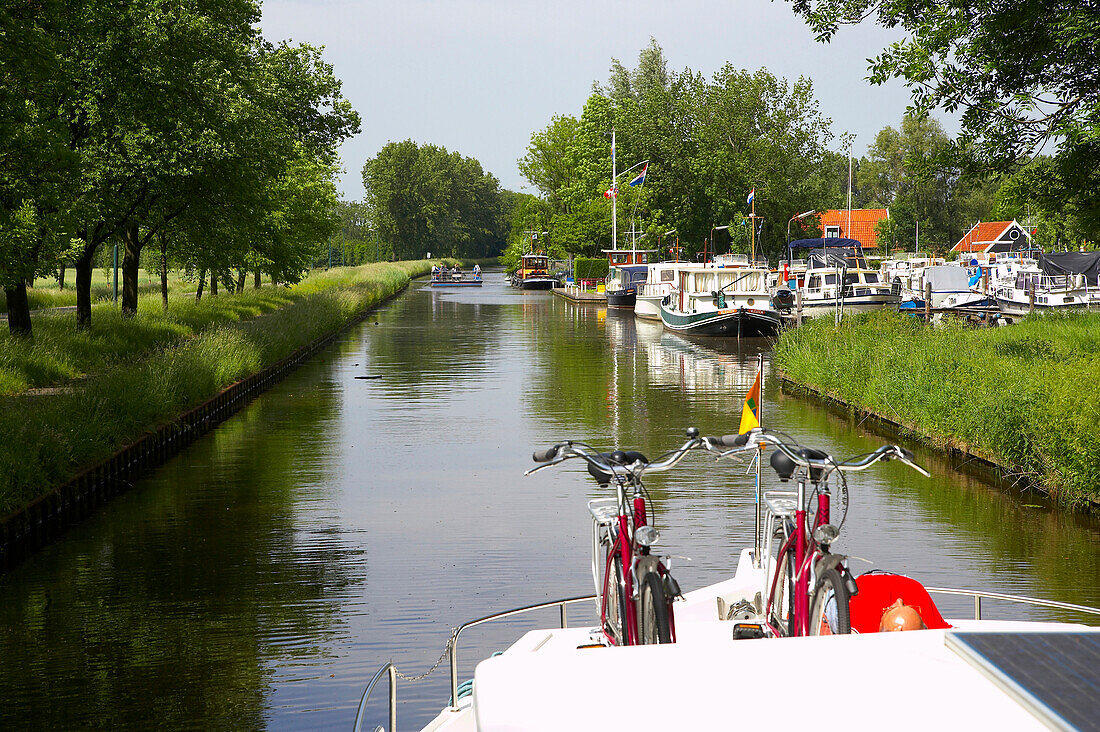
[523,458,565,476]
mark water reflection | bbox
[0,274,1097,731]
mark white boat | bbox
[365,543,1100,732]
[635,262,695,321]
[659,262,782,337]
[994,252,1100,316]
[796,247,898,319]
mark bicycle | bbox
[709,428,929,637]
[526,428,707,645]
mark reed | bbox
[0,261,433,515]
[774,309,1100,509]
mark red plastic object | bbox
[849,573,952,633]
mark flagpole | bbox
[612,129,617,252]
[755,351,763,566]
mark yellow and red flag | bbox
[738,371,761,434]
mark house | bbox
[951,220,1033,255]
[817,209,889,249]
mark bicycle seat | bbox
[587,450,648,485]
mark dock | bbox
[553,284,606,304]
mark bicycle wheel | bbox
[809,566,851,636]
[770,548,796,636]
[603,556,629,645]
[638,571,672,644]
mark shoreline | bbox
[0,261,433,570]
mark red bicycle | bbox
[712,428,929,636]
[527,429,706,645]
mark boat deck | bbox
[419,549,1100,731]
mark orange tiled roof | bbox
[951,221,1016,252]
[818,209,889,248]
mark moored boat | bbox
[788,240,898,319]
[659,264,782,337]
[514,254,557,290]
[605,264,649,310]
[994,251,1100,316]
[635,261,695,320]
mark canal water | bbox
[2,272,1099,730]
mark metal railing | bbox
[352,594,596,731]
[353,662,396,732]
[448,594,596,710]
[925,586,1100,622]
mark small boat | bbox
[514,254,556,290]
[790,242,899,319]
[659,262,782,337]
[430,267,482,287]
[605,264,649,310]
[994,251,1100,316]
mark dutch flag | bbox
[746,188,755,205]
[629,163,648,187]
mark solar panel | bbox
[947,632,1100,732]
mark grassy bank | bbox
[0,261,433,516]
[774,309,1100,509]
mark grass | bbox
[773,309,1100,509]
[0,261,435,516]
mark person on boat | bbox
[879,598,927,631]
[473,264,481,277]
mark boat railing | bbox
[924,586,1100,622]
[353,594,596,731]
[353,662,397,732]
[448,594,596,711]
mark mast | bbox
[612,129,617,252]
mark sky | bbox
[259,0,929,201]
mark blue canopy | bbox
[789,237,863,250]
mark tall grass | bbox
[774,309,1100,508]
[0,261,433,515]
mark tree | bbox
[786,0,1100,220]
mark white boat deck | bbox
[419,550,1099,731]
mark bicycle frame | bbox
[766,473,832,637]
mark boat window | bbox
[808,275,821,288]
[864,273,879,283]
[610,253,629,265]
[824,274,837,285]
[660,270,674,282]
[843,273,859,286]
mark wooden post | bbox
[795,289,803,326]
[1029,281,1035,313]
[924,281,932,322]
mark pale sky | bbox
[259,0,927,201]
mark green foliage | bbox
[774,310,1100,508]
[0,261,432,514]
[573,258,609,281]
[519,40,840,264]
[362,141,508,261]
[786,0,1100,231]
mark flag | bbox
[629,163,648,187]
[738,371,761,434]
[746,188,755,206]
[603,186,618,199]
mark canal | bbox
[2,272,1098,730]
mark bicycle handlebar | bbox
[706,428,931,479]
[526,429,706,480]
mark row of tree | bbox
[361,141,511,260]
[0,0,360,336]
[515,34,1096,264]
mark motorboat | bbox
[994,252,1100,316]
[604,264,649,310]
[793,247,898,320]
[635,262,698,321]
[659,263,782,337]
[514,254,557,290]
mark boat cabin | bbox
[519,254,549,274]
[602,248,656,265]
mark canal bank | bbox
[773,308,1100,510]
[0,260,435,569]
